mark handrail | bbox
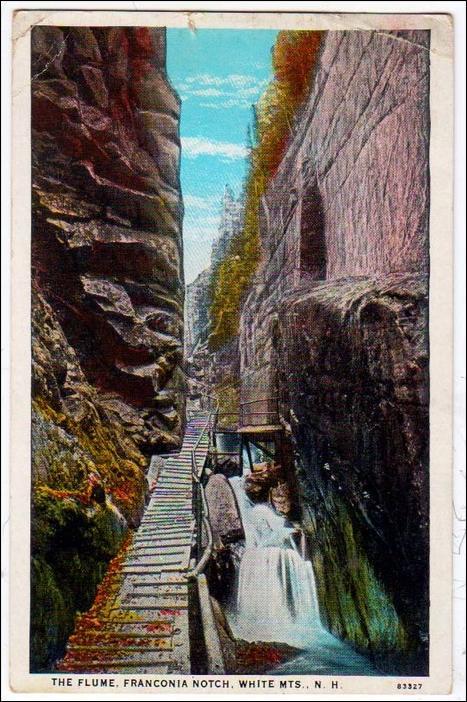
[186,394,219,580]
[239,396,280,427]
[185,397,227,673]
[189,476,213,579]
[240,397,279,406]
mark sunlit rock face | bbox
[30,27,184,671]
[211,185,244,269]
[184,188,243,409]
[185,269,211,359]
[239,30,430,667]
[32,27,185,455]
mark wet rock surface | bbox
[282,273,429,666]
[210,596,299,675]
[244,462,282,501]
[205,474,244,548]
[205,474,244,606]
[269,480,293,517]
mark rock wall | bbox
[239,30,430,670]
[30,27,184,670]
[257,29,430,287]
[32,26,185,455]
[185,188,243,412]
[185,268,211,359]
[211,185,244,269]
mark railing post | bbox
[189,402,218,578]
[197,574,225,674]
[196,482,202,561]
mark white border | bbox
[2,2,464,700]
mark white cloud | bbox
[185,217,219,229]
[183,194,219,210]
[181,137,248,161]
[177,74,269,108]
[184,73,261,87]
[186,87,224,97]
[199,99,253,110]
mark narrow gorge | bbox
[187,29,430,674]
[30,25,430,677]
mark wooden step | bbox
[124,553,187,566]
[130,540,191,547]
[69,638,174,652]
[120,597,188,610]
[138,526,192,533]
[140,527,192,532]
[122,574,189,586]
[123,583,187,595]
[140,521,192,528]
[61,652,176,669]
[121,565,189,574]
[127,549,188,559]
[71,622,175,637]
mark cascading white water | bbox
[227,476,323,649]
[226,473,377,675]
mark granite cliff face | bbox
[185,187,242,412]
[32,26,184,455]
[238,30,430,667]
[255,29,429,286]
[30,27,184,670]
[211,186,244,269]
[185,268,211,359]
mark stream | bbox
[225,471,379,675]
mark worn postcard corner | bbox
[8,7,454,697]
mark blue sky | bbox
[167,29,277,283]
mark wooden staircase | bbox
[58,414,210,674]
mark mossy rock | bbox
[304,494,408,658]
[30,492,127,671]
[30,557,75,672]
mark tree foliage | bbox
[209,31,323,350]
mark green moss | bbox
[32,398,146,519]
[304,493,407,656]
[213,380,240,429]
[30,557,74,672]
[30,491,127,671]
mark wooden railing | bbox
[187,396,226,674]
[189,395,219,578]
[188,392,280,577]
[239,396,280,427]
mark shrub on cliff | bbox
[209,30,322,350]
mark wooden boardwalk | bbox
[59,414,210,674]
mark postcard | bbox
[9,8,454,695]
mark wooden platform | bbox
[237,424,283,434]
[58,414,210,675]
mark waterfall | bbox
[227,476,322,649]
[226,474,377,675]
